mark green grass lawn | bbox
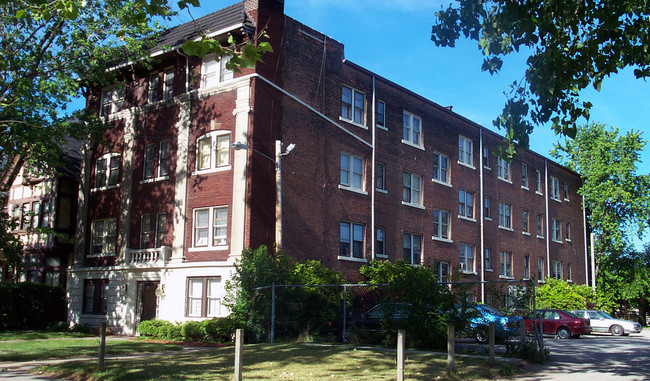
[34,343,524,380]
[0,330,93,341]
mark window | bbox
[148,73,160,103]
[21,203,30,230]
[402,111,422,146]
[484,197,491,219]
[433,209,450,240]
[567,263,572,281]
[90,218,117,255]
[340,221,364,259]
[563,183,570,200]
[140,214,151,249]
[201,54,233,88]
[432,152,450,184]
[523,210,529,233]
[536,214,544,237]
[376,162,386,192]
[31,201,40,229]
[144,144,155,179]
[565,223,571,241]
[186,277,221,318]
[551,218,562,242]
[94,153,121,189]
[341,85,365,125]
[482,146,490,168]
[522,163,528,188]
[497,157,511,181]
[83,279,108,315]
[458,189,474,219]
[403,233,422,265]
[101,84,125,117]
[498,202,512,229]
[155,213,167,247]
[196,132,230,172]
[376,227,386,257]
[500,251,513,278]
[538,258,544,281]
[460,243,475,273]
[536,170,542,193]
[434,261,450,284]
[485,247,492,270]
[163,67,174,100]
[193,206,228,248]
[523,255,530,279]
[550,177,560,200]
[376,100,386,128]
[159,141,170,177]
[40,200,51,228]
[340,153,365,192]
[458,135,473,166]
[552,260,562,280]
[402,172,422,206]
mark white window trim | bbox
[402,111,423,148]
[432,151,451,186]
[497,158,512,183]
[89,218,117,257]
[92,153,121,192]
[158,140,170,179]
[340,152,366,193]
[458,135,474,168]
[339,185,369,196]
[101,83,125,117]
[189,206,229,252]
[148,72,160,104]
[402,172,423,208]
[201,54,233,89]
[340,85,367,128]
[432,236,453,244]
[193,131,231,176]
[433,209,451,241]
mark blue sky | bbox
[164,1,650,246]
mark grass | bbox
[0,330,94,341]
[0,336,183,362]
[34,343,524,380]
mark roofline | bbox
[342,59,580,178]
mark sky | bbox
[161,1,650,246]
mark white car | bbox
[571,310,642,336]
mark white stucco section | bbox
[118,112,135,262]
[171,100,191,263]
[231,83,252,259]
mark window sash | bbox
[198,137,212,170]
[523,210,529,232]
[340,153,365,190]
[403,112,421,145]
[91,219,117,254]
[403,233,422,265]
[376,227,385,255]
[108,156,120,186]
[159,141,170,177]
[140,214,151,249]
[498,203,511,228]
[163,68,174,100]
[194,209,210,247]
[459,190,474,218]
[216,135,230,167]
[340,222,364,258]
[402,172,422,205]
[485,248,492,269]
[433,209,449,239]
[458,136,473,165]
[376,163,386,190]
[376,100,385,127]
[460,243,474,272]
[497,158,510,180]
[144,144,155,179]
[155,213,166,247]
[433,153,449,183]
[213,207,227,246]
[522,163,528,187]
[148,74,160,103]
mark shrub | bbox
[0,283,66,331]
[137,319,174,339]
[164,324,183,341]
[181,321,204,341]
[201,317,240,343]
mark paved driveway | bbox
[517,330,650,380]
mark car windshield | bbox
[596,311,614,319]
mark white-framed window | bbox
[538,258,544,282]
[434,261,450,284]
[551,218,562,242]
[148,72,160,103]
[402,111,422,146]
[552,260,562,280]
[40,200,51,228]
[83,279,109,315]
[498,202,512,229]
[144,144,156,179]
[90,218,117,256]
[30,201,40,229]
[565,222,571,241]
[458,135,473,167]
[155,213,167,247]
[403,233,422,265]
[485,247,492,270]
[376,226,386,257]
[340,221,364,259]
[497,157,511,181]
[94,153,121,189]
[482,146,490,169]
[523,210,529,233]
[432,152,450,184]
[500,251,513,278]
[192,206,228,249]
[376,100,386,129]
[433,209,450,240]
[20,203,29,230]
[521,163,528,188]
[458,189,474,219]
[163,67,174,100]
[402,171,423,207]
[159,141,170,177]
[563,183,570,201]
[550,177,560,200]
[341,85,365,125]
[196,131,230,173]
[186,277,221,318]
[484,197,491,220]
[140,214,151,249]
[143,141,170,180]
[101,83,125,117]
[523,255,530,280]
[376,162,386,192]
[201,54,233,88]
[340,152,365,192]
[536,169,542,194]
[536,214,544,237]
[567,263,572,281]
[459,243,475,273]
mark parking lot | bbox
[518,330,650,380]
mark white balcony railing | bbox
[125,246,171,265]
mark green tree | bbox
[600,245,650,321]
[431,0,650,157]
[536,278,614,311]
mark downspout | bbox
[582,179,589,286]
[176,49,190,93]
[371,76,377,260]
[479,128,485,302]
[544,159,550,279]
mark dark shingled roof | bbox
[152,2,255,53]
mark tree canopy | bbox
[431,0,650,157]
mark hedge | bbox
[0,282,66,331]
[137,317,241,343]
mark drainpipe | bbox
[371,76,376,261]
[176,49,190,93]
[479,128,485,302]
[544,159,550,279]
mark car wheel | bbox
[557,327,571,339]
[609,324,624,336]
[476,329,488,344]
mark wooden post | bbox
[488,322,495,363]
[447,323,455,373]
[98,322,106,370]
[234,329,243,381]
[397,330,405,381]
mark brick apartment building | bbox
[67,0,588,334]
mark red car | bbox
[525,309,592,339]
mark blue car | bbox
[457,304,522,343]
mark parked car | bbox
[348,303,412,330]
[525,309,592,339]
[571,309,642,336]
[456,303,523,343]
